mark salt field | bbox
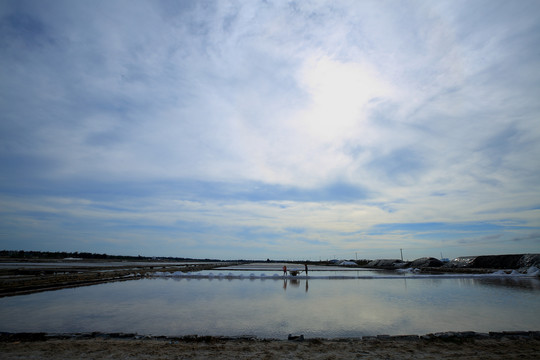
[0,263,539,339]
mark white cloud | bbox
[1,0,539,259]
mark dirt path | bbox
[0,262,231,297]
[1,337,539,360]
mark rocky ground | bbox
[1,332,539,360]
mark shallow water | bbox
[1,266,539,339]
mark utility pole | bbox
[355,252,358,261]
[400,248,403,261]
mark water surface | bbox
[1,270,538,339]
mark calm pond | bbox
[1,264,539,339]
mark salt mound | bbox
[527,266,540,276]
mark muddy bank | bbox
[0,261,234,297]
[1,332,539,360]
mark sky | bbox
[1,0,539,261]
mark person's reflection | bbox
[282,279,309,293]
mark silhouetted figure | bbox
[304,263,308,276]
[283,265,287,276]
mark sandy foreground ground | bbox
[1,337,539,360]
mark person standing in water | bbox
[283,265,287,276]
[304,263,308,276]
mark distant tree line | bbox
[1,250,372,265]
[0,250,222,262]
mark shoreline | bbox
[2,260,537,298]
[0,262,233,298]
[2,330,540,342]
[1,331,539,360]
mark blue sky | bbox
[1,0,539,260]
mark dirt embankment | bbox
[0,262,231,297]
[1,332,539,360]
